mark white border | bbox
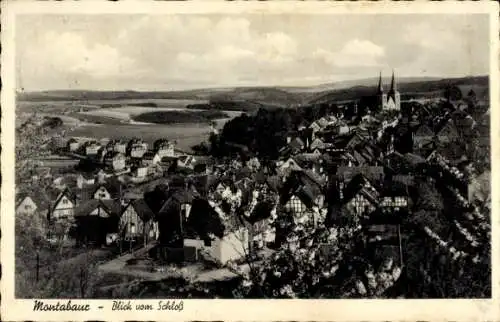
[2,1,499,321]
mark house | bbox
[436,119,460,143]
[277,157,303,176]
[16,191,49,216]
[412,124,434,150]
[74,199,121,246]
[202,226,250,264]
[132,165,149,178]
[16,195,39,215]
[154,139,175,158]
[67,138,80,152]
[468,170,491,204]
[379,181,410,211]
[177,155,197,169]
[317,117,329,129]
[113,141,127,154]
[82,179,123,202]
[103,151,126,172]
[119,199,157,243]
[142,151,161,166]
[242,195,278,250]
[156,189,196,245]
[191,156,215,174]
[153,193,230,262]
[309,138,326,152]
[288,137,305,153]
[309,121,321,134]
[337,166,384,187]
[127,139,148,158]
[282,171,325,217]
[341,174,380,218]
[48,188,77,222]
[85,141,101,156]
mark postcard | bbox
[1,1,499,321]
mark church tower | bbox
[377,71,387,110]
[386,70,401,111]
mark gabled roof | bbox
[126,199,155,221]
[337,166,384,184]
[436,120,459,138]
[75,199,121,217]
[309,121,321,130]
[51,188,76,211]
[160,156,178,163]
[143,150,158,160]
[414,124,434,137]
[16,188,50,211]
[245,200,276,224]
[310,138,325,150]
[289,137,305,150]
[254,172,281,192]
[104,151,124,160]
[158,188,196,214]
[342,174,380,206]
[81,178,123,201]
[317,117,329,128]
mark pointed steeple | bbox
[389,70,396,92]
[377,71,384,93]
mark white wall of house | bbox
[345,194,376,217]
[77,175,95,189]
[157,145,175,158]
[52,195,75,220]
[90,206,110,218]
[114,144,127,154]
[69,142,79,152]
[135,167,148,178]
[94,187,111,200]
[204,228,249,264]
[119,205,145,239]
[284,195,308,216]
[16,197,38,215]
[112,158,126,171]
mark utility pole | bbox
[398,223,404,267]
[36,250,40,282]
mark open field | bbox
[77,106,241,123]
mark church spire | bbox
[378,71,384,93]
[389,70,396,92]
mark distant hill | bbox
[278,76,442,93]
[307,75,489,105]
[18,75,488,108]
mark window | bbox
[25,204,32,210]
[395,197,407,207]
[62,199,68,205]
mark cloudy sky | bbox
[16,14,490,91]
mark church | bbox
[377,71,401,111]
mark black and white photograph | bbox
[2,1,498,320]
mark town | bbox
[15,72,491,299]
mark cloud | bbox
[313,39,385,67]
[403,23,456,51]
[16,15,489,91]
[21,31,136,79]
